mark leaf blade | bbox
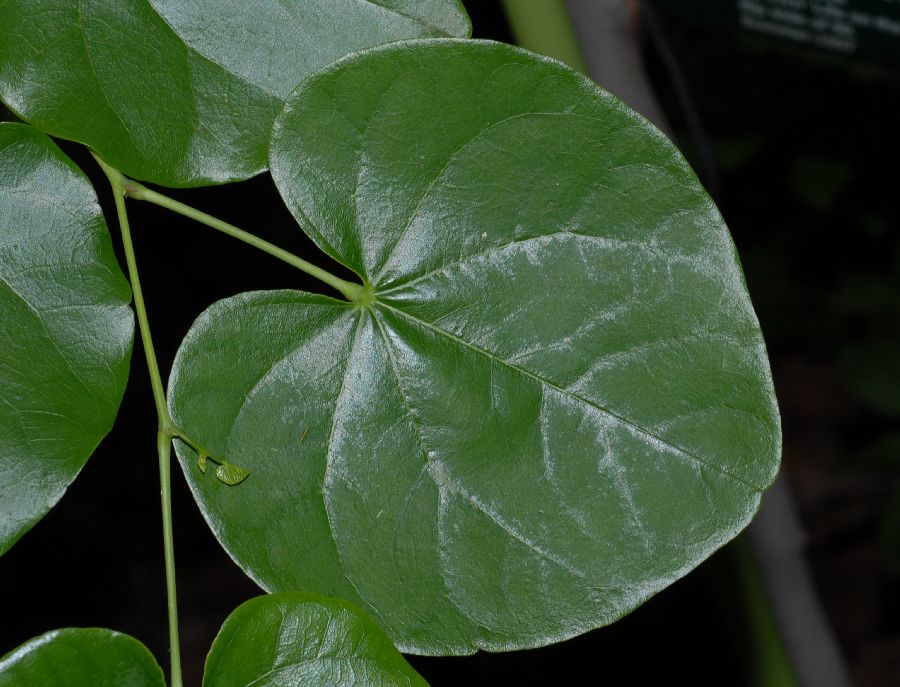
[0,628,165,687]
[0,123,133,556]
[171,40,781,653]
[215,462,249,486]
[0,0,470,187]
[202,593,428,687]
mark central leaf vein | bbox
[377,302,759,491]
[358,0,460,36]
[378,229,690,295]
[320,310,392,629]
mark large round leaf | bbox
[204,593,428,687]
[0,0,470,187]
[0,628,165,687]
[169,40,781,653]
[0,123,133,556]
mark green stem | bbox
[170,430,216,464]
[124,180,364,302]
[94,154,183,687]
[157,428,183,687]
[94,157,169,420]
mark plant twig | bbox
[94,153,183,687]
[124,179,364,302]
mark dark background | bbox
[2,2,899,684]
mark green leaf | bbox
[0,123,133,556]
[169,40,781,653]
[203,593,428,687]
[0,0,470,188]
[0,628,165,687]
[215,462,249,486]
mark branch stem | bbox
[95,157,169,420]
[124,180,364,302]
[94,154,183,687]
[157,428,182,687]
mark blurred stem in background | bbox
[734,538,796,687]
[498,0,587,73]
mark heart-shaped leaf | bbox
[0,123,133,556]
[169,40,780,653]
[0,628,165,687]
[0,0,470,188]
[203,593,428,687]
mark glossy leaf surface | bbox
[0,124,133,556]
[204,593,428,687]
[169,40,781,653]
[0,0,470,187]
[0,628,165,687]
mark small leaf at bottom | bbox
[203,593,428,687]
[0,628,165,687]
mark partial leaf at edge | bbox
[0,0,470,187]
[203,593,428,687]
[0,628,165,687]
[170,40,781,654]
[0,123,133,556]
